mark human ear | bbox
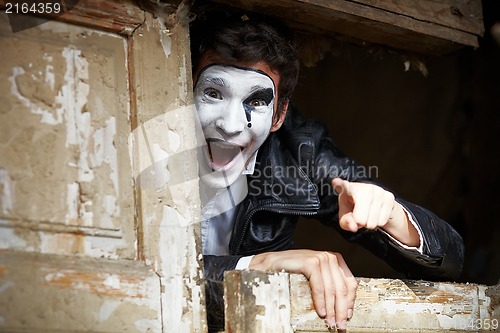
[270,101,288,132]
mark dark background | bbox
[292,0,500,286]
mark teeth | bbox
[212,142,241,150]
[215,143,231,150]
[207,140,243,169]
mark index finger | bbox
[332,178,351,196]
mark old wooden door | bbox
[0,1,206,332]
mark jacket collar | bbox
[246,131,320,209]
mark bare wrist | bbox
[248,253,267,270]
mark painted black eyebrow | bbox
[196,63,276,87]
[201,76,225,87]
[243,88,274,105]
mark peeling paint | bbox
[0,168,13,214]
[65,182,79,224]
[160,22,172,58]
[179,55,188,102]
[43,269,145,298]
[135,318,157,333]
[0,224,29,250]
[161,204,188,227]
[103,274,121,289]
[152,143,170,191]
[90,116,119,194]
[96,300,121,322]
[61,47,93,182]
[9,66,64,125]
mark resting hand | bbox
[249,249,357,330]
[332,178,419,247]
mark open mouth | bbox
[206,139,243,170]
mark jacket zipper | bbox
[234,202,319,254]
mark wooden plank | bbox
[209,0,482,55]
[223,271,499,332]
[128,11,207,333]
[56,0,145,35]
[350,0,484,35]
[224,270,292,333]
[290,274,496,332]
[0,0,145,35]
[0,250,162,332]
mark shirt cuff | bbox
[379,204,424,254]
[235,255,255,270]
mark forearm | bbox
[350,199,464,281]
[381,202,420,248]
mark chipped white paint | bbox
[9,66,64,125]
[129,15,207,332]
[179,55,188,102]
[103,275,121,289]
[90,116,119,195]
[478,285,491,321]
[372,299,466,330]
[251,273,293,332]
[157,201,205,331]
[102,195,119,229]
[0,224,29,250]
[65,182,79,224]
[45,64,55,91]
[96,300,121,322]
[37,232,128,259]
[0,168,13,214]
[43,53,55,91]
[135,318,159,333]
[152,143,170,191]
[162,204,188,227]
[159,21,172,58]
[226,272,498,332]
[60,47,93,181]
[65,189,95,227]
[54,50,119,229]
[128,105,201,178]
[9,47,90,127]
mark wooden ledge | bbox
[209,0,484,55]
[224,270,499,332]
[1,0,145,35]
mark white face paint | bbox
[194,64,276,188]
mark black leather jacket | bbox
[204,107,464,331]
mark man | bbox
[190,12,464,331]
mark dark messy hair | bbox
[190,10,300,119]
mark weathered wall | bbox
[0,251,163,332]
[128,12,207,331]
[0,4,207,331]
[0,13,135,258]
